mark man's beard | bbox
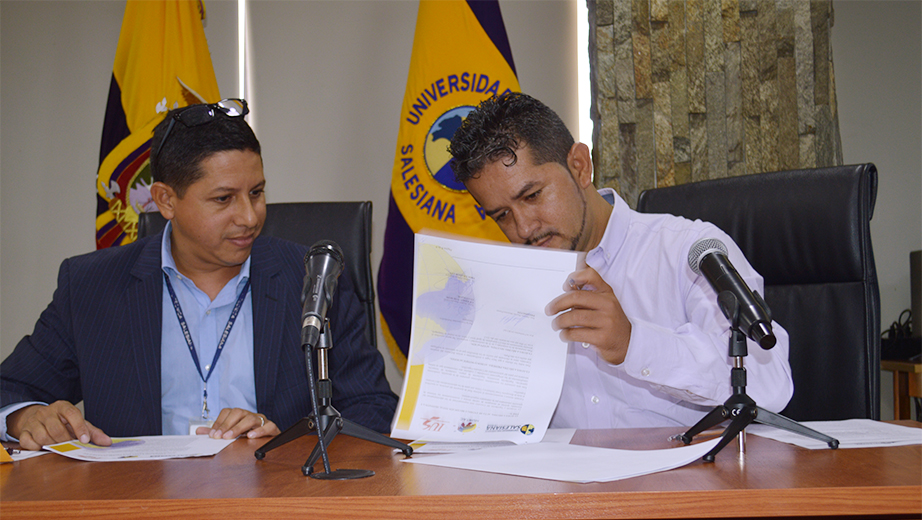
[567,195,588,250]
[525,189,588,251]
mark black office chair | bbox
[636,164,880,421]
[138,201,378,350]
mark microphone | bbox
[301,240,345,349]
[688,238,776,350]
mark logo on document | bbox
[421,416,448,432]
[458,420,477,433]
[484,423,535,435]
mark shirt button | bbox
[641,368,651,377]
[581,342,591,349]
[591,396,600,404]
[205,364,211,371]
[206,310,211,316]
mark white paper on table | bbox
[403,437,721,483]
[408,428,577,454]
[9,449,50,462]
[392,233,580,445]
[44,435,236,461]
[747,418,922,449]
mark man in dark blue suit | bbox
[1,99,397,450]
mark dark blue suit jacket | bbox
[1,233,397,435]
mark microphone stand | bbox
[677,292,839,461]
[255,319,413,478]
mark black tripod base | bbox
[680,401,839,462]
[255,414,413,479]
[254,416,313,460]
[678,300,838,462]
[309,468,374,480]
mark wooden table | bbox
[882,359,922,420]
[2,423,921,519]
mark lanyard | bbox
[163,273,251,419]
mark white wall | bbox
[831,0,922,420]
[1,0,918,416]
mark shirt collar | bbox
[160,220,252,287]
[590,187,631,261]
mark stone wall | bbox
[589,0,842,206]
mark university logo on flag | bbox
[96,0,220,249]
[379,0,520,371]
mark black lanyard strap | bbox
[163,272,251,417]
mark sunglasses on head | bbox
[155,98,249,156]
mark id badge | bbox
[189,418,215,436]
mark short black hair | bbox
[448,92,574,183]
[150,104,261,197]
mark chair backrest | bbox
[138,201,378,349]
[636,164,880,421]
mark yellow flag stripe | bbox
[113,0,220,132]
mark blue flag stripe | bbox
[466,0,517,76]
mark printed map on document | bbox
[391,233,579,444]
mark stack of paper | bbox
[747,419,922,449]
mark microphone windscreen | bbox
[687,238,729,275]
[305,240,344,266]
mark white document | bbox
[392,233,579,444]
[747,419,922,449]
[44,435,236,461]
[404,437,721,483]
[7,449,50,462]
[409,428,577,454]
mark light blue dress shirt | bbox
[160,222,258,435]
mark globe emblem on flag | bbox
[423,106,474,193]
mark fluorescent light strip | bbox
[577,0,591,156]
[238,0,246,100]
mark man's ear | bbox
[150,182,177,220]
[567,142,594,189]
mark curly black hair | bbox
[448,92,574,183]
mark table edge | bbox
[2,485,920,520]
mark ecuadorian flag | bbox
[378,0,519,372]
[96,0,220,249]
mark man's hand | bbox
[7,401,112,451]
[545,266,632,365]
[196,408,279,440]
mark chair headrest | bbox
[637,164,878,285]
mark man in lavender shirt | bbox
[449,92,793,429]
